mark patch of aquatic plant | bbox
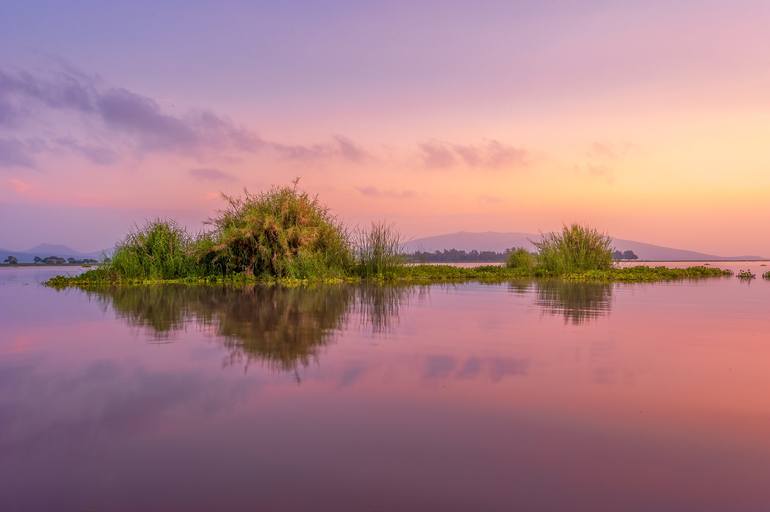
[46,263,733,288]
[198,185,353,279]
[737,269,756,280]
[104,220,202,280]
[42,185,736,287]
[505,247,537,271]
[354,221,405,278]
[534,224,613,274]
[764,271,770,280]
[561,265,732,282]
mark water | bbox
[2,265,770,511]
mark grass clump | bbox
[506,247,537,271]
[198,186,353,279]
[99,220,200,280]
[534,224,613,274]
[737,269,756,280]
[764,271,770,280]
[354,222,404,278]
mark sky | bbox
[1,0,769,255]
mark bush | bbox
[108,220,199,279]
[534,224,613,274]
[355,222,404,277]
[505,247,537,271]
[199,186,353,278]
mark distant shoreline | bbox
[0,263,98,268]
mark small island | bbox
[45,186,732,288]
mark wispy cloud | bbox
[356,186,415,199]
[189,167,236,182]
[419,139,529,170]
[7,177,31,194]
[0,65,368,167]
[54,137,118,166]
[0,137,41,169]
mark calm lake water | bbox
[2,264,770,511]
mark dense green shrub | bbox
[534,224,613,274]
[355,222,404,277]
[199,186,353,278]
[108,220,199,279]
[505,247,537,271]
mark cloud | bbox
[189,168,236,182]
[0,65,365,165]
[587,141,633,160]
[0,138,39,169]
[54,137,118,166]
[7,178,31,194]
[273,135,369,163]
[356,186,415,199]
[419,139,529,170]
[419,141,456,169]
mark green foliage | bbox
[737,269,756,279]
[355,222,404,278]
[106,220,200,280]
[505,248,537,271]
[764,271,770,280]
[534,224,613,274]
[199,186,353,279]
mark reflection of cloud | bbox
[424,355,457,379]
[426,355,530,382]
[0,359,252,457]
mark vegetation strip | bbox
[44,185,733,288]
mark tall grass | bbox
[354,222,404,278]
[108,220,199,279]
[533,224,613,274]
[199,186,353,278]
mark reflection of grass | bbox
[84,283,414,373]
[535,280,613,325]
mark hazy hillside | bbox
[403,232,763,261]
[0,244,107,263]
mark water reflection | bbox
[86,284,416,373]
[529,280,613,324]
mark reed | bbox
[533,224,613,274]
[354,222,404,278]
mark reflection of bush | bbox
[534,280,612,325]
[87,284,414,372]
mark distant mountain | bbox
[403,231,763,261]
[0,244,108,263]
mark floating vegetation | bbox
[737,269,756,280]
[42,185,735,287]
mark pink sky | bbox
[1,1,769,255]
